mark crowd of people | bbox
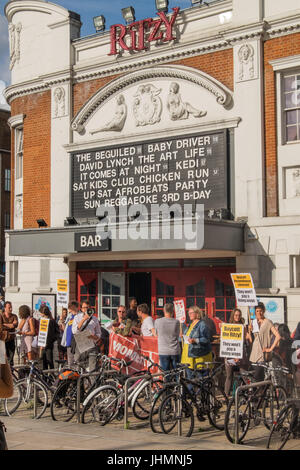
[0,297,300,399]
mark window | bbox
[9,261,18,287]
[15,127,23,179]
[290,255,300,288]
[283,74,300,142]
[4,169,10,192]
[4,212,10,230]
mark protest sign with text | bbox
[231,273,257,307]
[220,323,244,359]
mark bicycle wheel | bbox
[6,378,48,419]
[4,382,22,416]
[132,380,163,421]
[224,396,251,444]
[262,386,287,430]
[51,380,78,422]
[149,384,176,433]
[207,385,227,430]
[267,403,297,450]
[81,385,119,425]
[159,393,194,437]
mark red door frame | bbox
[77,265,236,327]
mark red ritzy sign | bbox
[109,7,180,55]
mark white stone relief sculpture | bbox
[285,167,300,199]
[15,196,23,219]
[292,169,300,197]
[238,43,254,81]
[90,94,127,134]
[9,22,22,70]
[167,82,207,120]
[133,84,162,126]
[53,87,66,118]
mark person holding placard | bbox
[39,306,60,370]
[249,302,281,382]
[17,305,37,363]
[181,306,212,384]
[224,308,252,398]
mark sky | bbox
[0,0,215,108]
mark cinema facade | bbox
[4,0,300,330]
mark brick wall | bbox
[10,91,51,229]
[264,32,300,217]
[73,49,234,116]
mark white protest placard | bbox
[220,323,244,359]
[37,318,50,347]
[57,279,68,309]
[74,329,95,355]
[231,273,257,307]
[0,340,6,364]
[174,299,186,324]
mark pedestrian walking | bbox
[0,301,18,367]
[152,303,181,374]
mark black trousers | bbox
[42,347,54,370]
[5,340,16,367]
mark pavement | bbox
[2,402,300,451]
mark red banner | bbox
[109,332,159,375]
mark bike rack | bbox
[76,369,120,423]
[123,373,166,430]
[234,379,274,445]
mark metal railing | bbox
[75,369,120,423]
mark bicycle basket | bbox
[58,370,80,381]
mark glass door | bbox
[77,272,97,313]
[99,272,125,324]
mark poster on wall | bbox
[32,294,57,320]
[248,296,286,325]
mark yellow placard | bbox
[57,279,68,293]
[39,318,49,333]
[231,273,253,289]
[221,323,243,341]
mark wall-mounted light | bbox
[121,6,135,24]
[37,218,47,228]
[93,15,106,32]
[65,216,78,226]
[155,0,169,13]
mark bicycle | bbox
[50,354,112,422]
[158,362,228,437]
[81,356,161,425]
[267,398,300,450]
[3,360,61,419]
[224,362,289,444]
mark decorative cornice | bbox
[7,113,25,129]
[65,117,241,153]
[71,64,233,135]
[4,73,72,104]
